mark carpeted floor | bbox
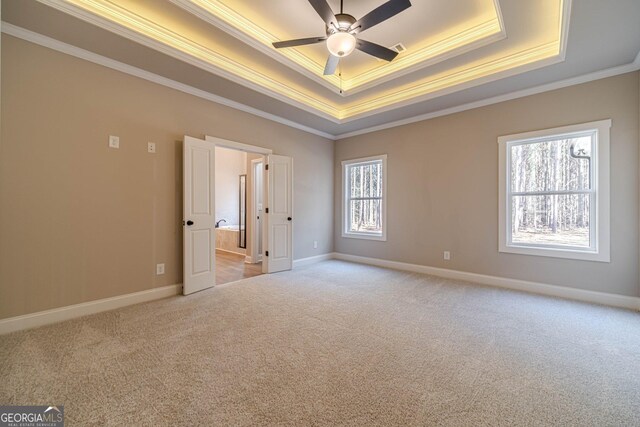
[1,260,639,426]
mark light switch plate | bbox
[147,142,156,153]
[108,135,119,149]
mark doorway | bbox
[213,145,263,285]
[182,135,293,295]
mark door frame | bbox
[204,136,273,274]
[206,136,272,155]
[249,158,264,264]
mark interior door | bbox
[183,136,216,294]
[264,154,293,273]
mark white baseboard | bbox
[333,253,640,311]
[293,252,336,268]
[244,255,263,264]
[0,284,182,335]
[3,252,636,335]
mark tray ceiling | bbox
[33,0,570,122]
[172,0,506,93]
[4,0,639,138]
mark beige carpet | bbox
[1,260,639,426]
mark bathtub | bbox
[216,225,246,255]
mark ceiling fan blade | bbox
[307,0,336,27]
[356,39,399,61]
[351,0,411,33]
[323,55,339,75]
[273,37,326,49]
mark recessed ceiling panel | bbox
[29,0,571,122]
[182,0,506,93]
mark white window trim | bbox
[498,119,611,262]
[342,154,388,241]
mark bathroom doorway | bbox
[183,135,293,294]
[214,145,264,285]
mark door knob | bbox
[186,220,194,226]
[287,217,292,221]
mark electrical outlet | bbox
[147,142,156,153]
[313,240,318,249]
[108,135,120,149]
[156,263,165,275]
[444,251,451,261]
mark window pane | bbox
[349,199,382,233]
[349,161,382,198]
[510,135,592,193]
[511,194,590,248]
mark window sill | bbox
[342,232,387,241]
[499,244,610,262]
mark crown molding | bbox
[171,0,507,97]
[558,0,572,61]
[335,57,640,139]
[168,0,342,95]
[4,19,637,143]
[342,42,563,121]
[344,17,506,96]
[0,22,337,140]
[33,0,569,122]
[36,0,342,122]
[339,0,572,121]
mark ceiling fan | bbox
[272,0,412,76]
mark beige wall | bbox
[335,72,640,297]
[0,36,334,319]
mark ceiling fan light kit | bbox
[272,0,412,76]
[326,32,356,57]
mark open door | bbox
[263,154,293,273]
[183,136,216,294]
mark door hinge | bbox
[265,251,269,257]
[265,164,269,170]
[265,207,269,213]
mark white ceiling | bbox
[217,0,495,77]
[2,0,639,139]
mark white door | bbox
[263,154,293,273]
[183,136,216,294]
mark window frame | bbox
[498,120,611,262]
[342,154,388,241]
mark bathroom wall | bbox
[215,147,247,227]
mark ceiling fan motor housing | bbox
[327,13,357,35]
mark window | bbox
[498,120,610,262]
[342,155,387,241]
